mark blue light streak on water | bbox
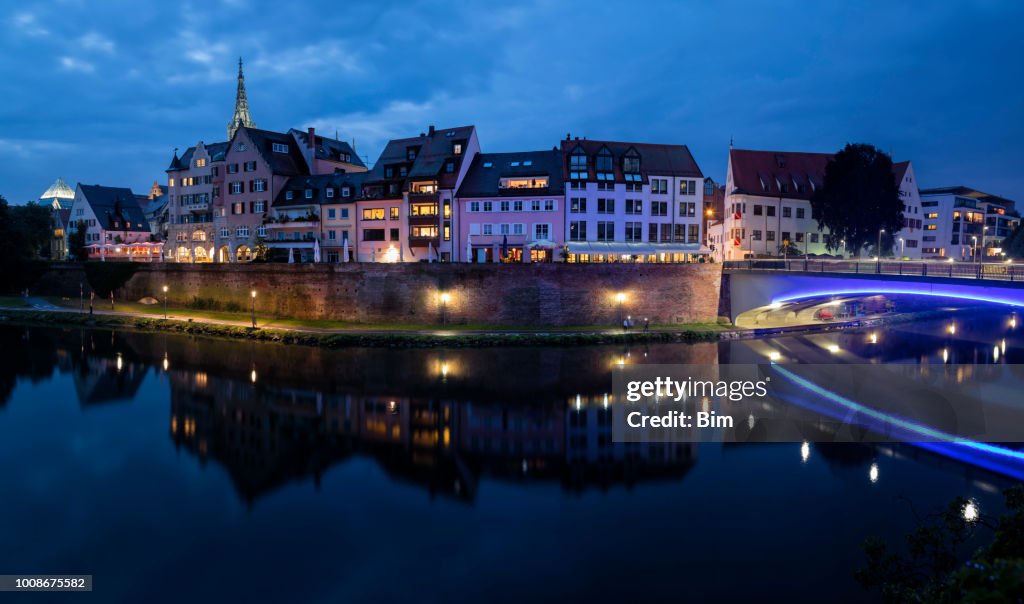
[771,365,1024,480]
[771,287,1024,307]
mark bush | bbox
[187,296,221,310]
[224,301,243,312]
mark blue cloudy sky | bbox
[1,0,1022,204]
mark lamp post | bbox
[251,289,257,328]
[705,208,713,250]
[877,229,885,273]
[971,236,978,274]
[162,285,168,319]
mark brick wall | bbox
[32,263,722,326]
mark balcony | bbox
[265,213,320,230]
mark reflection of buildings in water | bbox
[566,394,698,490]
[166,368,699,504]
[72,355,147,407]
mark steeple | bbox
[227,57,255,140]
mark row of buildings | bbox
[45,59,1018,263]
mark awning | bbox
[564,242,710,255]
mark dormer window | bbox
[195,158,206,168]
[595,149,613,173]
[569,148,587,180]
[236,143,247,152]
[286,191,294,200]
[511,161,520,167]
[407,148,417,160]
[385,167,394,178]
[304,189,313,199]
[272,143,289,154]
[342,186,351,197]
[523,160,532,167]
[453,142,463,155]
[326,188,334,198]
[623,154,640,174]
[399,166,408,177]
[483,162,493,168]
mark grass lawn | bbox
[0,296,29,308]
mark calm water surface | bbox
[0,301,1021,603]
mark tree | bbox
[856,485,1024,602]
[67,220,88,261]
[1001,221,1024,259]
[811,144,904,257]
[8,201,52,259]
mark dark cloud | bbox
[1,0,1021,203]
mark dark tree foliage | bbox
[9,201,52,259]
[0,196,52,291]
[811,144,905,257]
[83,263,139,298]
[856,485,1024,603]
[1001,222,1024,259]
[67,219,88,261]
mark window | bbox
[680,202,696,217]
[411,203,438,217]
[484,201,494,212]
[254,201,265,213]
[534,223,550,240]
[389,207,399,220]
[272,142,289,153]
[230,182,242,194]
[569,149,587,180]
[453,143,463,155]
[782,206,792,218]
[285,190,294,200]
[569,221,587,241]
[500,201,510,212]
[219,228,229,238]
[257,225,267,238]
[228,163,238,174]
[810,233,819,243]
[544,199,556,211]
[687,224,699,243]
[766,206,776,217]
[767,230,776,241]
[530,200,541,211]
[623,155,640,174]
[469,201,480,213]
[235,226,249,238]
[412,225,438,238]
[597,198,615,214]
[390,228,399,241]
[362,208,385,221]
[795,232,804,242]
[704,179,715,196]
[753,204,763,216]
[680,180,697,195]
[597,221,614,241]
[407,148,417,161]
[244,161,256,172]
[304,189,313,199]
[326,188,334,199]
[513,201,523,212]
[341,208,349,219]
[254,179,267,192]
[625,199,642,215]
[595,149,613,175]
[231,202,245,215]
[482,223,493,236]
[651,178,668,194]
[342,186,351,198]
[364,228,385,241]
[782,231,791,243]
[752,230,762,241]
[651,201,668,217]
[327,208,336,219]
[571,197,586,213]
[796,207,805,219]
[625,222,642,242]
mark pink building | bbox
[455,150,565,262]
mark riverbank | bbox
[0,302,970,349]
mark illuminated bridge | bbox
[722,259,1024,325]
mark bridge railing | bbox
[723,259,1024,282]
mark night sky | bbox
[1,0,1021,204]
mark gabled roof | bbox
[167,141,229,172]
[78,184,151,233]
[728,148,912,201]
[559,138,703,181]
[236,127,310,176]
[289,129,365,168]
[41,177,75,201]
[274,172,369,208]
[456,150,565,198]
[55,208,71,228]
[364,125,476,185]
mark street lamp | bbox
[162,285,168,319]
[250,289,257,328]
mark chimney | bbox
[428,125,435,136]
[307,127,316,149]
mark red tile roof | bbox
[729,149,910,201]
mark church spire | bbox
[227,56,255,139]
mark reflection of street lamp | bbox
[898,237,905,257]
[616,292,626,324]
[876,229,885,271]
[251,289,257,328]
[162,285,168,319]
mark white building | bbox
[559,137,708,263]
[710,148,923,260]
[919,186,1019,260]
[68,184,159,261]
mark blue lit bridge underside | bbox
[724,270,1024,322]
